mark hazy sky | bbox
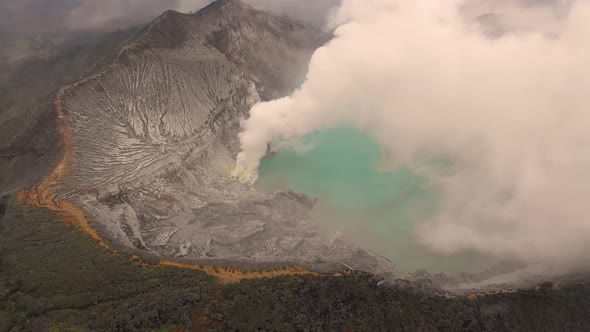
[0,0,567,37]
[0,0,340,37]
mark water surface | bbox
[257,126,490,273]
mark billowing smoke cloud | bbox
[461,0,573,36]
[234,0,590,263]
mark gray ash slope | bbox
[0,26,143,196]
[3,0,400,276]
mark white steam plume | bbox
[233,0,590,263]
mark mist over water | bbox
[235,0,590,267]
[257,126,493,273]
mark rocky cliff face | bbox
[1,0,401,277]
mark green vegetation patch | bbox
[1,203,590,331]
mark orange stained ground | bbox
[16,85,324,283]
[17,87,110,249]
[159,260,324,284]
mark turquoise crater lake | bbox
[257,126,490,273]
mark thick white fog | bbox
[234,0,590,263]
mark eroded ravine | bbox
[17,86,109,248]
[16,84,324,283]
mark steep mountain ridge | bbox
[8,0,401,278]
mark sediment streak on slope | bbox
[17,86,110,249]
